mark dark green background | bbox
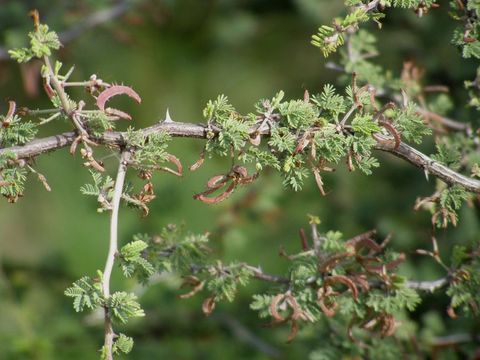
[0,0,478,359]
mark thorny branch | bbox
[1,120,480,193]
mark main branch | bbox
[1,121,479,193]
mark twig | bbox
[43,55,72,115]
[405,277,448,292]
[102,150,131,360]
[416,107,471,132]
[432,333,480,348]
[242,264,289,284]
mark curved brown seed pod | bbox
[345,230,377,249]
[202,296,216,316]
[317,287,338,317]
[313,168,326,196]
[304,89,310,103]
[190,151,205,171]
[180,275,201,287]
[2,100,16,128]
[232,165,248,179]
[380,315,397,337]
[294,134,310,155]
[207,175,228,190]
[379,120,401,149]
[105,108,133,120]
[346,150,354,172]
[179,280,205,299]
[317,296,338,317]
[69,135,81,155]
[6,100,16,119]
[347,321,357,343]
[372,102,396,122]
[361,316,379,331]
[239,172,259,185]
[166,153,183,177]
[447,305,457,319]
[350,274,370,292]
[324,275,359,301]
[285,294,303,320]
[37,173,51,192]
[270,294,286,322]
[364,253,406,272]
[194,182,236,204]
[286,319,299,343]
[348,238,382,254]
[86,158,105,172]
[318,251,355,272]
[96,85,141,111]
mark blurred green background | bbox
[0,0,479,359]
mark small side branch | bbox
[406,277,448,292]
[102,150,130,360]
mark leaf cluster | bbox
[9,23,61,63]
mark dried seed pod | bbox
[324,275,359,301]
[194,181,236,204]
[138,170,152,180]
[207,175,227,190]
[317,287,338,317]
[313,168,327,196]
[304,89,310,103]
[202,296,216,316]
[350,274,370,292]
[96,85,141,120]
[363,253,406,272]
[238,172,258,185]
[270,294,287,322]
[379,314,397,337]
[378,120,401,149]
[286,319,299,343]
[345,230,380,253]
[318,251,355,272]
[165,153,183,177]
[179,276,205,299]
[294,133,311,154]
[105,108,133,120]
[37,173,51,192]
[285,294,303,320]
[2,100,16,128]
[96,85,142,110]
[447,305,457,319]
[232,165,248,179]
[190,151,206,171]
